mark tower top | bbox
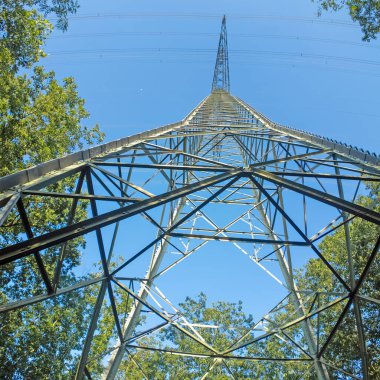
[211,15,230,93]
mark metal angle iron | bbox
[0,16,379,380]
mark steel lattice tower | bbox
[1,17,380,380]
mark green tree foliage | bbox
[1,1,379,378]
[0,6,50,68]
[296,183,380,378]
[114,185,379,379]
[1,0,78,36]
[314,0,380,41]
[0,0,102,175]
[0,63,103,176]
[116,293,255,379]
[87,284,135,377]
[0,1,79,70]
[0,1,104,378]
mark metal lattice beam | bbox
[0,16,379,380]
[212,15,230,93]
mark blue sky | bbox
[44,0,380,153]
[41,1,380,320]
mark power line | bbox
[48,12,360,29]
[46,47,380,67]
[50,31,380,50]
[45,54,380,78]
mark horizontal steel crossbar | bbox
[0,170,241,265]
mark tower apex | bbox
[211,15,230,93]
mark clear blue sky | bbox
[42,1,379,320]
[45,0,380,153]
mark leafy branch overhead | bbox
[0,1,379,379]
[0,1,104,175]
[113,184,380,379]
[315,0,380,40]
[0,2,104,378]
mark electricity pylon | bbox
[0,16,379,380]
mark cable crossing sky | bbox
[0,16,379,380]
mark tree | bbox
[0,63,103,176]
[296,183,380,378]
[110,184,379,379]
[115,293,256,379]
[0,1,104,378]
[314,0,380,41]
[1,1,79,69]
